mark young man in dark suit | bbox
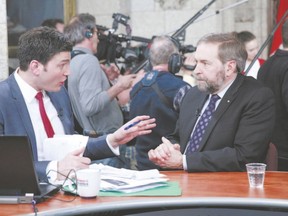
[0,27,155,181]
[148,33,275,172]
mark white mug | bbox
[76,168,100,198]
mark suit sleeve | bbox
[83,135,116,160]
[77,55,110,116]
[282,68,288,113]
[166,119,181,144]
[35,161,50,182]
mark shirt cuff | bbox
[81,135,89,152]
[106,134,120,156]
[183,155,188,170]
[46,160,58,182]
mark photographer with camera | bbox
[64,13,136,168]
[129,35,193,170]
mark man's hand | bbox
[57,147,91,179]
[107,73,137,99]
[115,74,137,90]
[101,63,120,82]
[148,137,183,169]
[116,69,146,106]
[107,115,156,147]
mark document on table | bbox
[90,164,169,193]
[90,163,166,179]
[42,134,88,160]
[62,164,169,194]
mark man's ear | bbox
[29,60,41,76]
[225,60,237,77]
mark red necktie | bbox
[35,92,55,138]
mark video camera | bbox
[112,13,130,31]
[96,13,197,74]
[96,13,150,73]
[179,44,196,54]
[178,43,197,71]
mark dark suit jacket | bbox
[258,49,288,160]
[168,74,275,172]
[0,73,115,180]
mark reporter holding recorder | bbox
[0,26,156,181]
[64,13,137,169]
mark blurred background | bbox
[0,0,284,80]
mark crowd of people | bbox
[1,13,288,183]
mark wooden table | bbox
[1,171,288,215]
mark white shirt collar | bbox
[14,68,46,103]
[212,77,236,99]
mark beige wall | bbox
[0,0,271,80]
[0,0,8,80]
[76,0,270,58]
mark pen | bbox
[124,120,141,130]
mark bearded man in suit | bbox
[148,33,275,172]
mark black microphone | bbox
[195,109,201,117]
[58,109,63,118]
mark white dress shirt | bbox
[245,59,261,79]
[14,70,65,160]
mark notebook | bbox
[0,136,59,204]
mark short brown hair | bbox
[197,33,247,73]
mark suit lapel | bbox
[198,74,244,151]
[8,75,38,160]
[47,91,67,131]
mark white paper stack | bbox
[90,164,169,193]
[43,134,88,160]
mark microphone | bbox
[58,109,63,118]
[195,109,201,117]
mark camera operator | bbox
[129,35,193,170]
[64,13,136,168]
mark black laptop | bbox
[0,136,59,204]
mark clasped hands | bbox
[148,137,183,169]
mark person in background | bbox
[64,13,136,168]
[235,31,265,78]
[0,26,156,182]
[129,35,191,170]
[257,18,288,171]
[41,18,65,33]
[148,33,275,172]
[175,53,197,86]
